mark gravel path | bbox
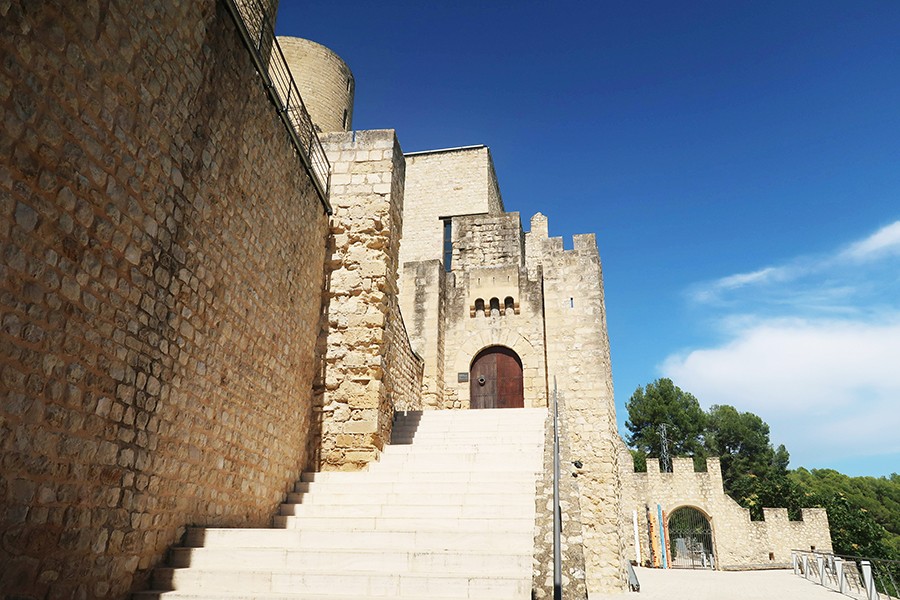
[589,567,846,600]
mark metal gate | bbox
[668,507,715,569]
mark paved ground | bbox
[589,567,845,599]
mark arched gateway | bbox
[469,346,524,409]
[667,506,715,569]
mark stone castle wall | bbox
[619,453,833,569]
[316,130,422,469]
[0,2,330,597]
[532,225,627,593]
[277,36,354,133]
[399,146,503,268]
[441,212,547,410]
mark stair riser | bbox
[280,492,536,506]
[299,470,537,484]
[154,569,529,598]
[293,480,537,495]
[168,548,531,573]
[277,503,536,519]
[272,515,533,532]
[185,528,534,551]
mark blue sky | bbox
[275,1,900,477]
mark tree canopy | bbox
[624,378,706,459]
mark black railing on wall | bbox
[221,0,332,213]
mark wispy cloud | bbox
[663,220,900,474]
[839,221,900,261]
[691,220,900,306]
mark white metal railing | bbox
[793,549,900,600]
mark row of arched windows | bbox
[470,296,519,317]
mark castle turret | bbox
[277,37,355,132]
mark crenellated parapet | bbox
[620,452,833,570]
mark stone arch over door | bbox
[451,331,544,409]
[667,505,716,569]
[469,346,524,409]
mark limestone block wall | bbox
[399,260,445,409]
[619,455,833,569]
[385,299,425,413]
[399,146,504,268]
[316,129,411,469]
[451,212,526,274]
[277,36,354,133]
[533,398,589,600]
[441,212,547,409]
[0,2,329,597]
[532,224,626,594]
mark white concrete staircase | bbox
[136,407,547,600]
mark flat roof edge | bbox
[404,144,486,157]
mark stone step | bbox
[272,514,533,532]
[149,568,530,598]
[365,458,541,473]
[393,408,546,420]
[379,448,543,459]
[367,461,542,472]
[282,492,534,506]
[274,491,535,507]
[184,527,534,552]
[167,547,531,573]
[292,478,536,495]
[139,408,545,600]
[391,428,543,446]
[298,470,537,484]
[391,424,545,434]
[136,594,517,600]
[276,501,535,519]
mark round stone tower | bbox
[277,37,355,133]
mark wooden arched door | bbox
[469,346,524,409]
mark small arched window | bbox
[504,297,515,315]
[489,297,500,317]
[474,298,485,317]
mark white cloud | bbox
[661,317,900,467]
[665,219,900,472]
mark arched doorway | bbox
[667,507,715,569]
[469,346,524,409]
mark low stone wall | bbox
[619,454,833,569]
[532,399,588,600]
[0,2,329,597]
[385,300,424,413]
[398,260,445,409]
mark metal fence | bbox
[221,0,332,211]
[793,549,900,600]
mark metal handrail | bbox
[552,377,562,600]
[221,0,332,213]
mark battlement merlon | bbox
[640,457,724,483]
[526,213,601,257]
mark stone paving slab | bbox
[590,567,845,600]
